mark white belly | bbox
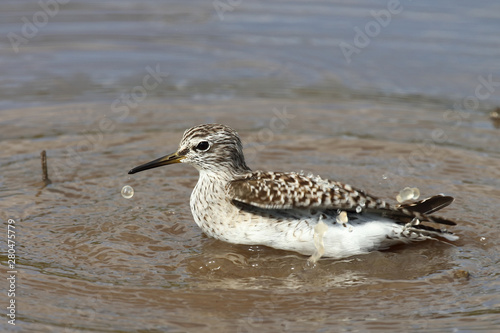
[194,201,409,259]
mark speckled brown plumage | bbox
[228,171,456,226]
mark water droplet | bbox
[355,205,362,213]
[121,185,134,199]
[411,187,420,200]
[336,211,349,224]
[396,187,420,203]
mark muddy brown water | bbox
[2,100,499,332]
[1,1,500,332]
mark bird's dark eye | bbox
[195,141,210,151]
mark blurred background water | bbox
[1,0,500,109]
[1,0,499,332]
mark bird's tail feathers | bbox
[389,195,457,226]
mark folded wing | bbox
[227,171,456,226]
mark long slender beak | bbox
[128,151,185,174]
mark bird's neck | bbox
[197,164,251,182]
[190,165,252,225]
[193,169,240,198]
[189,169,238,234]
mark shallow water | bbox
[1,1,500,332]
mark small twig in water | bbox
[40,150,51,185]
